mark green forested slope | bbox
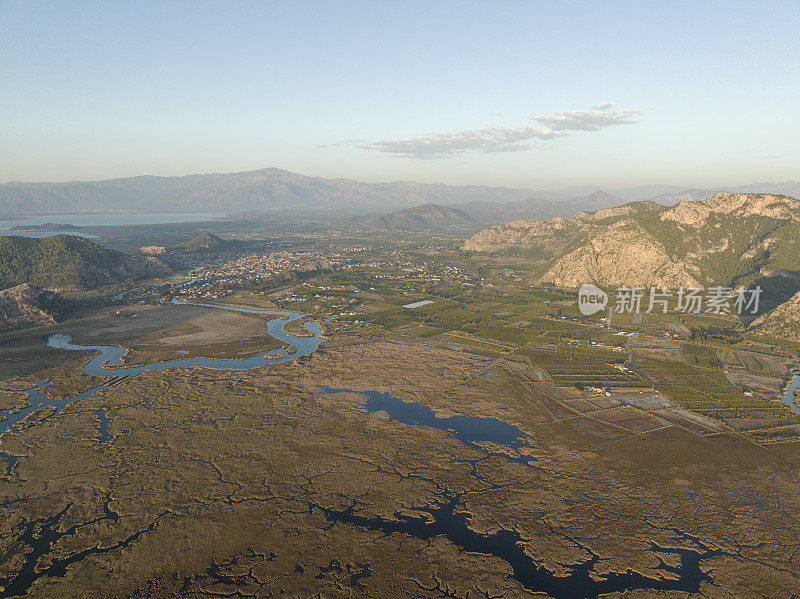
[0,235,168,290]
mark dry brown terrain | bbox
[1,329,799,597]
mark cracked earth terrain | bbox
[1,340,799,597]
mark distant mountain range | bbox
[0,168,532,216]
[360,191,628,230]
[2,167,799,217]
[558,182,800,204]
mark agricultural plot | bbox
[746,424,800,445]
[521,346,631,369]
[396,324,441,338]
[563,398,608,413]
[716,347,788,376]
[545,364,648,389]
[681,343,721,369]
[344,306,412,328]
[459,322,535,346]
[517,343,646,390]
[421,307,480,328]
[440,331,516,352]
[591,406,672,434]
[635,358,788,418]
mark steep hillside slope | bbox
[182,233,224,251]
[0,235,170,290]
[749,289,800,342]
[463,193,800,289]
[0,283,60,328]
[364,204,475,229]
[537,220,701,288]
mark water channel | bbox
[0,301,324,443]
[0,302,725,597]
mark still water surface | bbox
[0,212,224,237]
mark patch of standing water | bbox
[0,380,112,455]
[317,385,529,451]
[0,451,19,471]
[1,307,727,598]
[781,372,800,414]
[314,386,722,598]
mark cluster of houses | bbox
[191,251,334,285]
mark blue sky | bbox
[1,0,798,188]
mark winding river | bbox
[782,372,800,414]
[724,370,800,415]
[0,301,728,597]
[0,301,324,440]
[49,300,324,376]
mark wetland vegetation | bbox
[1,221,799,598]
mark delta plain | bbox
[2,173,800,598]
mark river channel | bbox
[0,301,727,597]
[781,372,800,414]
[0,301,323,441]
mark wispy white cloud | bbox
[533,102,644,132]
[357,103,644,158]
[318,138,366,148]
[359,126,564,159]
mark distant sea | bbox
[0,212,224,238]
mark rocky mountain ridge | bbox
[749,288,800,342]
[0,283,60,329]
[463,193,800,289]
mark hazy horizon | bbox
[1,164,799,196]
[2,1,798,188]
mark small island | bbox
[8,222,80,231]
[283,318,315,337]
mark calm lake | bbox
[0,212,224,237]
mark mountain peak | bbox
[183,232,223,250]
[662,192,800,226]
[463,192,800,289]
